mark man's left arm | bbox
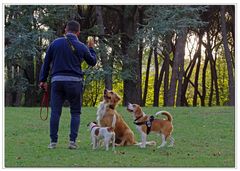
[84,47,97,66]
[82,38,97,66]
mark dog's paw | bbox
[140,145,146,148]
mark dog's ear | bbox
[114,93,121,103]
[104,89,109,94]
[127,102,132,106]
[135,105,142,116]
[93,121,97,124]
[87,122,91,127]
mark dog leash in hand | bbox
[40,88,49,121]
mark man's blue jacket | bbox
[39,33,97,82]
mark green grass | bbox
[5,107,235,167]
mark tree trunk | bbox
[121,6,141,105]
[208,72,214,106]
[167,30,187,106]
[5,63,13,106]
[201,53,209,106]
[206,32,220,106]
[229,6,235,46]
[142,47,153,106]
[24,57,35,106]
[193,33,202,106]
[24,86,35,106]
[220,6,235,106]
[14,92,22,106]
[153,46,166,107]
[153,47,159,106]
[95,5,113,90]
[229,6,235,70]
[181,57,197,105]
[154,61,166,107]
[180,33,201,106]
[138,6,144,105]
[162,36,172,107]
[176,34,186,106]
[163,53,170,106]
[5,92,13,106]
[35,36,43,106]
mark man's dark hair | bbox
[66,20,80,33]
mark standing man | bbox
[39,20,96,149]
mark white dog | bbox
[87,115,116,151]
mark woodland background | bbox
[4,5,235,107]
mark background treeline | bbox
[4,5,235,107]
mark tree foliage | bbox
[4,5,235,107]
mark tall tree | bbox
[176,30,187,106]
[5,6,39,106]
[205,31,220,106]
[142,47,153,106]
[121,6,141,105]
[95,6,113,90]
[167,30,187,106]
[5,5,80,106]
[162,36,172,106]
[220,6,235,106]
[141,6,208,106]
[193,32,203,106]
[181,32,201,106]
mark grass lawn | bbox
[4,106,235,167]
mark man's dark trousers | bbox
[50,81,83,143]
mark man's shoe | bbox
[68,141,78,149]
[48,142,57,149]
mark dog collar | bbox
[109,105,115,109]
[90,125,98,132]
[134,115,143,122]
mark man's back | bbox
[39,33,96,82]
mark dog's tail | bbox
[155,111,173,122]
[111,114,117,128]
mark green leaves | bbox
[137,5,208,47]
[5,76,29,93]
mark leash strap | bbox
[133,115,155,135]
[40,89,49,121]
[64,35,80,62]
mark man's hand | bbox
[87,36,95,48]
[39,82,48,91]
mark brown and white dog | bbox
[96,89,136,146]
[87,115,116,151]
[127,103,174,148]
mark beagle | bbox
[127,103,174,148]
